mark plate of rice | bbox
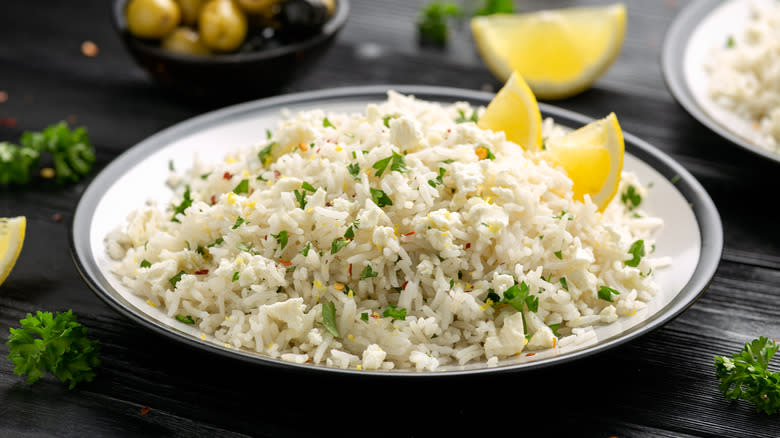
[663,0,780,163]
[71,86,722,375]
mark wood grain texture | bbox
[2,0,780,437]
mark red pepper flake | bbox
[402,231,415,237]
[52,213,63,222]
[210,195,216,205]
[401,280,409,290]
[316,148,321,153]
[222,171,232,180]
[0,91,7,103]
[81,40,99,57]
[525,353,536,357]
[140,406,151,416]
[348,263,353,277]
[465,243,471,249]
[273,170,281,179]
[325,201,333,207]
[194,269,209,275]
[0,117,17,127]
[279,259,292,267]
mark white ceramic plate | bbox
[70,86,723,376]
[662,0,780,163]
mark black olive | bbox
[280,0,330,36]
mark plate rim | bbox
[661,0,780,165]
[69,85,724,377]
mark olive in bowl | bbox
[111,0,348,99]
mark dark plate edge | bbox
[69,85,724,377]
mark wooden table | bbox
[2,1,779,436]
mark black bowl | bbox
[111,0,349,99]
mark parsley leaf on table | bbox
[6,310,100,389]
[715,337,780,415]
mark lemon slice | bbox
[477,72,543,150]
[542,113,624,210]
[471,3,627,100]
[0,216,26,287]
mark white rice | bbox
[704,0,780,150]
[105,91,665,371]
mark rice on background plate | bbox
[703,0,780,152]
[105,91,668,371]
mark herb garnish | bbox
[232,271,240,282]
[331,237,349,254]
[360,264,378,280]
[233,179,249,194]
[175,315,196,324]
[347,163,361,180]
[625,239,645,267]
[621,185,642,209]
[715,336,780,414]
[560,277,569,291]
[169,270,186,289]
[300,241,312,256]
[171,185,193,222]
[140,259,152,268]
[383,304,407,321]
[370,187,393,207]
[271,230,289,250]
[597,285,620,302]
[416,1,462,46]
[301,181,317,193]
[455,109,479,124]
[321,302,339,337]
[232,216,246,229]
[373,151,408,177]
[428,167,447,188]
[6,310,100,389]
[323,117,336,129]
[294,189,307,209]
[257,142,275,166]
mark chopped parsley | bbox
[200,172,211,180]
[323,117,336,129]
[715,336,780,415]
[301,181,317,193]
[486,288,501,303]
[169,270,186,289]
[175,315,196,324]
[455,109,479,124]
[383,304,407,321]
[321,301,339,337]
[370,187,393,207]
[475,146,495,160]
[428,167,447,188]
[236,242,254,253]
[373,151,408,177]
[294,189,307,209]
[560,277,569,291]
[360,264,378,280]
[554,250,563,260]
[548,323,561,337]
[347,163,361,180]
[300,241,312,256]
[232,216,246,229]
[553,210,573,220]
[271,230,289,250]
[360,312,369,322]
[382,114,399,128]
[257,142,275,166]
[502,281,536,312]
[344,219,359,239]
[625,239,645,267]
[170,185,193,223]
[331,237,349,254]
[726,35,735,48]
[233,179,249,194]
[140,259,152,268]
[474,0,515,16]
[208,237,224,248]
[597,285,620,302]
[621,185,642,209]
[232,271,239,282]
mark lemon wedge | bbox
[542,113,625,210]
[471,3,627,100]
[478,72,543,150]
[0,216,26,287]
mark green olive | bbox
[126,0,182,39]
[235,0,282,14]
[177,0,207,25]
[199,0,248,52]
[160,27,211,55]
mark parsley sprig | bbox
[0,122,96,185]
[6,310,100,389]
[715,337,780,415]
